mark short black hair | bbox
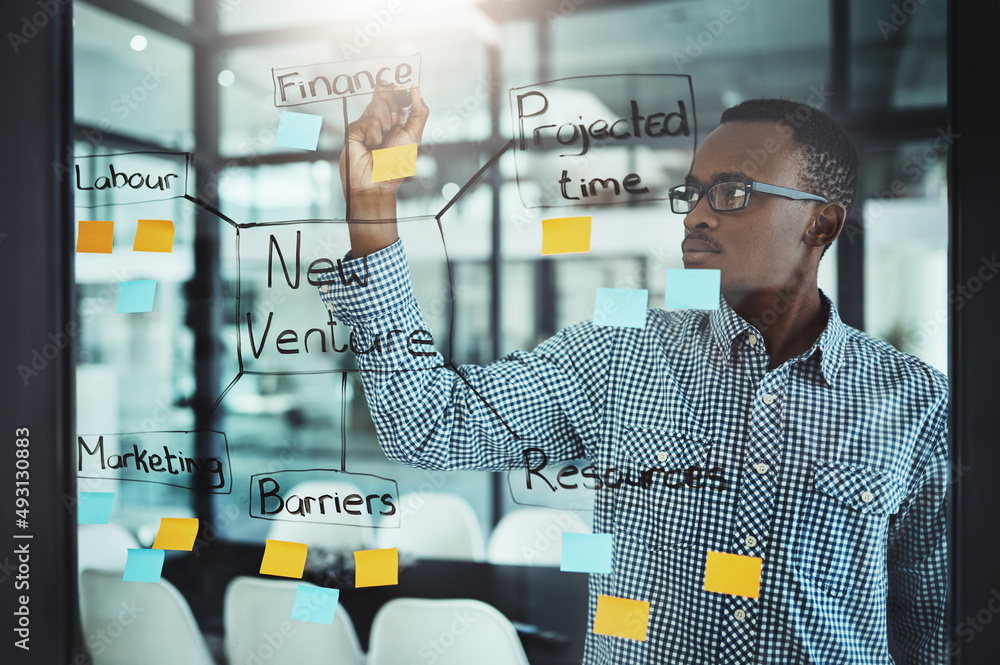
[720,98,859,256]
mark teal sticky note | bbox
[291,584,340,624]
[77,492,115,524]
[123,549,164,582]
[593,288,648,328]
[117,280,156,313]
[276,111,323,151]
[665,269,721,309]
[561,533,613,574]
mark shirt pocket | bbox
[613,425,715,551]
[793,462,906,596]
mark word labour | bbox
[71,152,190,205]
[75,163,180,192]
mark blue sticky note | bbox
[561,533,613,574]
[665,269,721,310]
[276,111,323,151]
[117,280,156,313]
[77,492,115,524]
[291,584,340,624]
[123,549,164,582]
[593,288,648,328]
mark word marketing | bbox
[78,436,227,490]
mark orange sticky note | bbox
[371,143,418,182]
[151,517,199,551]
[260,539,308,578]
[541,216,592,255]
[592,595,650,641]
[704,550,763,598]
[77,220,114,253]
[133,219,174,252]
[354,548,398,587]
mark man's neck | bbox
[726,281,827,371]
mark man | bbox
[319,86,948,664]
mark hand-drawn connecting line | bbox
[191,136,521,467]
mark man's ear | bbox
[804,201,846,248]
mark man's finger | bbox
[402,85,429,142]
[348,117,383,150]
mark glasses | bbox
[668,180,829,214]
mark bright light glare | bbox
[130,35,148,51]
[218,69,236,87]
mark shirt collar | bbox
[708,288,847,387]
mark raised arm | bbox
[323,86,609,472]
[341,83,428,257]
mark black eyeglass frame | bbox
[668,180,829,214]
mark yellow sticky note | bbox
[704,550,763,598]
[541,216,592,255]
[133,219,175,253]
[354,548,398,587]
[260,539,308,578]
[77,220,114,253]
[371,143,418,183]
[151,517,199,551]
[592,595,650,641]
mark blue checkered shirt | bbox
[318,240,949,665]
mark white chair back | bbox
[79,568,214,665]
[367,598,529,665]
[486,508,590,566]
[78,523,139,573]
[376,492,486,561]
[224,576,364,665]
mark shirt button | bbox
[656,452,668,463]
[319,284,330,294]
[326,302,334,312]
[754,463,769,475]
[860,491,874,504]
[761,393,775,405]
[733,609,746,621]
[748,334,758,346]
[745,535,758,548]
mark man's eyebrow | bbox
[684,170,751,185]
[709,170,750,183]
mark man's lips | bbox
[682,239,721,254]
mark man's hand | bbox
[340,83,428,257]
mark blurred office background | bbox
[70,0,947,662]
